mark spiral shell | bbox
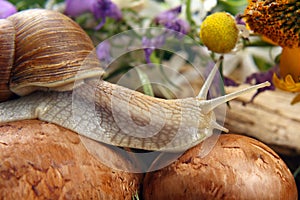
[0,9,102,100]
[0,19,15,101]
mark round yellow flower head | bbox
[200,12,239,53]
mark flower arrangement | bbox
[1,0,300,196]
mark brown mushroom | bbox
[143,134,298,200]
[0,120,142,199]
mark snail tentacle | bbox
[211,119,229,133]
[201,81,271,114]
[197,56,223,99]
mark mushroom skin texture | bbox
[143,134,298,200]
[0,120,142,199]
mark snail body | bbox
[0,9,270,152]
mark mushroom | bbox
[0,120,142,199]
[143,134,298,199]
[244,0,300,104]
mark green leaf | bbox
[8,0,45,10]
[252,55,273,71]
[150,52,160,64]
[135,68,154,97]
[156,85,176,99]
[215,0,248,15]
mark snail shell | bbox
[0,9,102,101]
[0,19,15,101]
[0,9,270,151]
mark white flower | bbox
[196,0,217,23]
[223,46,282,82]
[112,0,146,11]
[138,0,217,25]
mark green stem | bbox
[159,65,181,90]
[186,0,193,25]
[293,165,300,178]
[219,0,247,7]
[220,58,230,106]
[136,67,154,97]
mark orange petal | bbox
[284,74,296,85]
[291,93,300,105]
[280,48,300,81]
[273,74,300,92]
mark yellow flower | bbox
[199,12,239,53]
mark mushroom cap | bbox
[0,120,141,199]
[244,0,300,48]
[143,134,298,200]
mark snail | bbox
[0,9,270,152]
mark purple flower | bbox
[245,66,278,103]
[0,0,17,19]
[91,0,122,30]
[96,40,111,65]
[65,0,94,17]
[163,18,190,35]
[65,0,122,30]
[155,6,181,24]
[154,6,190,35]
[235,14,246,26]
[142,35,166,63]
[141,6,190,63]
[224,76,239,87]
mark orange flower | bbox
[244,0,299,48]
[244,0,300,104]
[273,47,300,104]
[273,74,300,93]
[278,47,300,83]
